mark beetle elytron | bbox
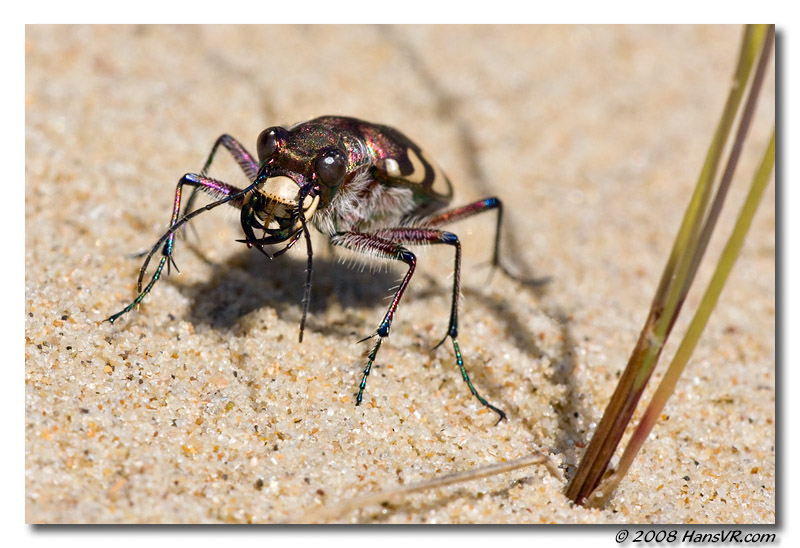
[108,116,517,421]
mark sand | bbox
[25,25,774,524]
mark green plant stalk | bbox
[591,128,774,504]
[637,23,769,392]
[565,24,769,504]
[651,24,765,326]
[588,24,774,503]
[681,24,774,324]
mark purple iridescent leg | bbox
[425,197,504,270]
[329,232,416,408]
[425,196,543,288]
[334,228,505,421]
[106,173,251,324]
[184,134,259,217]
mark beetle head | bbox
[257,123,348,202]
[239,122,348,250]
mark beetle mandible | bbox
[108,116,519,421]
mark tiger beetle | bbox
[108,116,522,422]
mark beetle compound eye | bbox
[315,149,347,187]
[257,126,288,162]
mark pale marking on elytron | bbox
[383,157,401,178]
[404,147,453,200]
[404,148,428,185]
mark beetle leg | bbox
[156,173,249,286]
[235,183,316,343]
[371,228,462,341]
[183,134,259,222]
[332,229,505,421]
[423,197,545,287]
[106,172,258,324]
[201,134,259,180]
[371,228,506,422]
[329,232,416,408]
[423,197,504,272]
[421,198,536,287]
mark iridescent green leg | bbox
[106,255,169,323]
[453,339,506,423]
[107,172,262,324]
[374,227,506,422]
[335,228,506,421]
[139,173,248,291]
[330,231,416,406]
[357,338,382,406]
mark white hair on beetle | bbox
[312,167,418,237]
